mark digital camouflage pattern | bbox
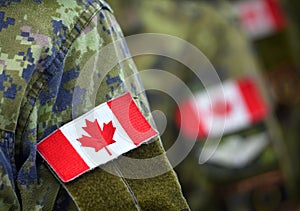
[0,0,189,210]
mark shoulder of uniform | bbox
[0,0,112,41]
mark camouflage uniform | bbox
[0,0,189,210]
[263,0,300,203]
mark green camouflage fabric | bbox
[280,0,300,70]
[283,0,300,202]
[110,0,289,210]
[110,0,261,85]
[261,0,300,203]
[0,0,189,210]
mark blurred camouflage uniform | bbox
[280,0,300,70]
[0,0,189,210]
[264,0,300,203]
[110,0,289,210]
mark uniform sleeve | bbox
[60,7,189,211]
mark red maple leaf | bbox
[77,119,116,155]
[211,100,232,116]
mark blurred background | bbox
[108,0,300,210]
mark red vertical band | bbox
[266,0,286,30]
[107,93,158,145]
[237,78,268,123]
[37,130,90,182]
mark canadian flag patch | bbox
[235,0,286,39]
[176,77,268,138]
[37,93,158,182]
